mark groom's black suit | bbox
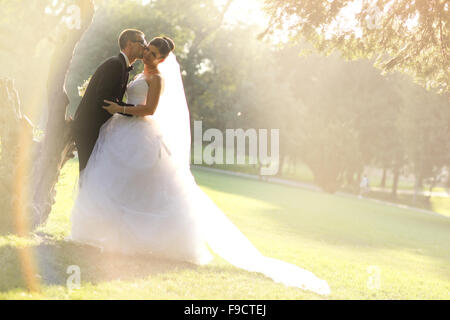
[73,53,134,172]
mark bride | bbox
[70,36,331,296]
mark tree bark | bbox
[447,170,450,189]
[31,0,94,228]
[392,164,400,198]
[0,79,37,234]
[413,172,423,204]
[380,166,387,188]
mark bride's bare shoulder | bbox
[144,73,162,81]
[144,73,164,88]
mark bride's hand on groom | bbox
[103,100,120,114]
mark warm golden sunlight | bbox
[0,0,448,306]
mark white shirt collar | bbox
[120,51,131,67]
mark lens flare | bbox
[11,93,40,293]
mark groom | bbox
[72,29,147,176]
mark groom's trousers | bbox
[72,125,99,174]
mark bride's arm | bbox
[103,75,163,117]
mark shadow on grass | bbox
[0,232,197,293]
[192,169,450,269]
[367,190,433,211]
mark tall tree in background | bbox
[154,0,235,127]
[397,79,450,199]
[261,0,449,94]
[32,0,94,227]
[0,0,94,231]
[275,46,401,193]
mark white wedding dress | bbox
[70,54,330,296]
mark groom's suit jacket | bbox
[73,53,134,172]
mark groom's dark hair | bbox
[118,29,145,50]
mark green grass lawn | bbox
[0,158,449,299]
[201,151,450,217]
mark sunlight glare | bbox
[215,0,269,27]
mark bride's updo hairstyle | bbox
[149,36,175,59]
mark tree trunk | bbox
[413,172,423,204]
[427,174,440,200]
[0,79,37,234]
[31,0,94,228]
[447,170,450,189]
[392,165,400,199]
[380,166,387,188]
[310,160,341,194]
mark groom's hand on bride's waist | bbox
[118,102,136,117]
[103,99,135,117]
